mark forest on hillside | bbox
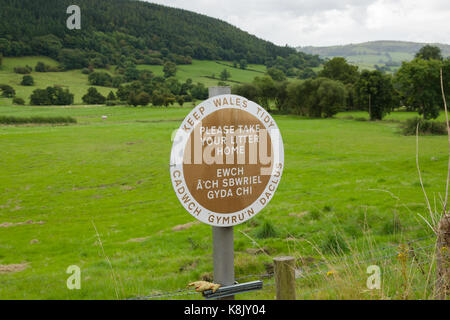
[0,0,321,70]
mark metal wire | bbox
[128,235,436,300]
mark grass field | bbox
[0,57,268,106]
[0,103,445,300]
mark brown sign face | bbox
[170,94,284,227]
[183,108,273,214]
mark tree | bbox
[58,49,87,70]
[415,45,443,61]
[21,75,34,86]
[136,92,151,106]
[163,61,177,78]
[107,91,116,101]
[82,87,106,105]
[253,76,277,110]
[395,58,443,120]
[355,70,397,120]
[30,86,74,106]
[239,59,248,70]
[124,63,140,82]
[88,72,113,86]
[319,57,359,85]
[191,83,208,100]
[35,62,47,72]
[220,68,231,81]
[286,78,346,118]
[267,67,286,81]
[0,53,2,68]
[232,83,260,103]
[127,91,139,107]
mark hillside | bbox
[0,0,321,69]
[297,40,450,71]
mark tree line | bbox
[232,45,450,120]
[0,0,321,72]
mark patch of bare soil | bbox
[126,236,150,243]
[0,263,28,274]
[0,220,45,228]
[172,221,200,231]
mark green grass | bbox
[0,105,445,300]
[137,59,267,86]
[0,56,115,105]
[0,57,268,106]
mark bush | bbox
[106,100,118,106]
[21,75,34,86]
[35,62,61,72]
[81,68,92,75]
[12,97,25,105]
[402,117,447,135]
[0,84,16,98]
[14,65,32,74]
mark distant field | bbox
[0,57,115,105]
[137,59,267,86]
[0,57,268,106]
[0,105,443,299]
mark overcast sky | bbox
[145,0,450,47]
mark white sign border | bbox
[170,94,284,227]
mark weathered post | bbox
[436,214,450,300]
[209,86,235,300]
[274,256,296,300]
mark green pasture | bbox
[0,104,445,299]
[0,57,268,106]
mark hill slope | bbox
[297,40,450,70]
[0,0,320,68]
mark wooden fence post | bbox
[436,214,450,300]
[274,256,296,300]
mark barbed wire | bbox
[128,235,436,300]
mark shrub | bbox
[402,117,447,135]
[0,84,16,98]
[106,100,118,106]
[21,75,34,86]
[12,97,25,105]
[35,62,61,72]
[14,65,32,74]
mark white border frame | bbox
[170,94,284,227]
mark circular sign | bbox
[170,94,284,227]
